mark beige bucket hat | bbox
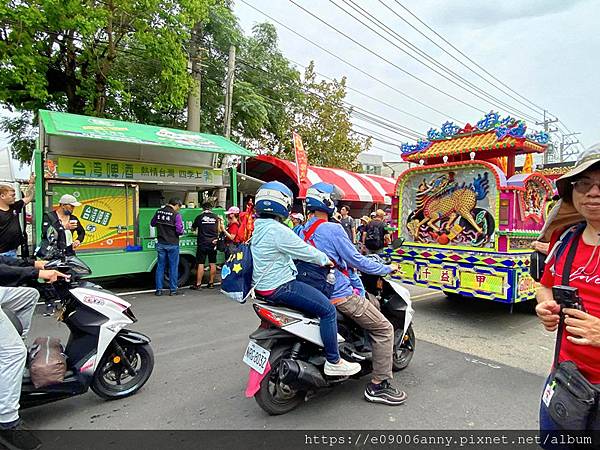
[539,143,600,241]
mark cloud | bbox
[424,0,592,28]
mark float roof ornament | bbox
[401,111,548,163]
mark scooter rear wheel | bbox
[392,325,415,371]
[254,345,304,415]
[91,343,154,400]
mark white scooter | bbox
[3,237,154,408]
[244,265,415,415]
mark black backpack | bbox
[364,221,384,250]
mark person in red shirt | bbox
[220,206,241,259]
[536,143,600,440]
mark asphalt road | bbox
[21,284,552,430]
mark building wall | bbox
[357,153,383,175]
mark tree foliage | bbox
[284,62,369,172]
[1,1,370,170]
[0,0,214,161]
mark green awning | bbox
[39,110,254,157]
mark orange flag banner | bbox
[292,131,308,184]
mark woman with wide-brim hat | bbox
[535,143,600,444]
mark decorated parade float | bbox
[391,112,554,308]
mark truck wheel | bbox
[159,256,192,287]
[443,291,465,301]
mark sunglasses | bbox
[571,179,600,194]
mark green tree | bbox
[197,16,303,153]
[232,23,303,152]
[281,62,370,171]
[0,0,214,161]
[1,1,369,171]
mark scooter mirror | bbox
[391,238,405,249]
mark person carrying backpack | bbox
[250,181,361,377]
[362,209,389,254]
[535,143,600,445]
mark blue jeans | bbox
[155,243,179,293]
[266,280,340,364]
[0,250,17,259]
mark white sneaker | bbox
[324,358,361,376]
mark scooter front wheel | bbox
[392,325,415,371]
[91,343,154,400]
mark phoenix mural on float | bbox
[402,167,497,248]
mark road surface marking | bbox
[411,292,444,302]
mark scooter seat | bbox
[254,300,319,320]
[256,299,347,323]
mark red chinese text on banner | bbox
[293,131,308,184]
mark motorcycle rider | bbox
[302,182,407,405]
[0,256,67,450]
[251,181,361,377]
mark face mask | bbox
[62,208,72,216]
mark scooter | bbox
[3,243,154,408]
[243,259,415,415]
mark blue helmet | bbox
[306,182,345,216]
[255,181,294,220]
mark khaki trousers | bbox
[335,294,394,383]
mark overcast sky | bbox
[234,0,599,162]
[2,0,597,169]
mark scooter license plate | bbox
[243,341,270,374]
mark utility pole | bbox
[560,132,581,162]
[223,45,236,138]
[221,45,237,207]
[536,110,559,165]
[187,23,203,132]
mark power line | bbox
[237,58,425,138]
[242,84,406,148]
[352,122,406,144]
[352,128,400,147]
[378,0,544,119]
[289,0,490,115]
[335,0,540,123]
[237,0,465,123]
[352,110,422,140]
[283,57,438,128]
[370,145,403,159]
[391,0,546,114]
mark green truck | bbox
[34,110,254,285]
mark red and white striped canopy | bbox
[246,155,396,205]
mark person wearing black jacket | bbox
[0,256,66,450]
[151,198,184,296]
[0,175,35,259]
[41,194,85,257]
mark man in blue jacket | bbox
[302,182,407,406]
